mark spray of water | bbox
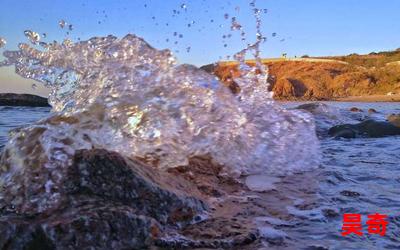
[0,1,320,214]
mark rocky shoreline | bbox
[1,103,400,249]
[0,93,50,107]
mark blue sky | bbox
[1,0,400,95]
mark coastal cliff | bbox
[202,49,400,101]
[0,93,50,107]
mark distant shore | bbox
[0,93,50,107]
[334,94,400,102]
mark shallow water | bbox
[0,102,399,249]
[0,106,50,147]
[266,101,400,249]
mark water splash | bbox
[59,20,66,28]
[1,33,319,174]
[24,30,40,44]
[0,2,320,213]
[0,37,6,48]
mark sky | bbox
[1,0,400,96]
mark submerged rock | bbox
[294,102,343,137]
[349,107,362,112]
[0,93,49,107]
[328,120,400,138]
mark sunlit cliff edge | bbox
[202,49,400,102]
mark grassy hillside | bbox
[316,48,400,68]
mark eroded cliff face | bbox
[202,59,400,100]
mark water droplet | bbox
[63,39,73,47]
[39,42,48,48]
[210,19,214,23]
[59,20,66,29]
[186,46,191,53]
[224,13,229,19]
[42,33,47,38]
[179,34,183,38]
[181,3,187,9]
[0,37,6,48]
[224,44,228,48]
[68,24,73,31]
[263,9,268,14]
[272,32,277,37]
[231,17,242,31]
[173,32,178,36]
[24,30,40,44]
[144,4,147,8]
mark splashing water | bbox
[24,30,40,44]
[59,19,66,28]
[0,2,320,213]
[0,34,319,210]
[0,37,6,48]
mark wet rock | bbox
[295,103,325,113]
[322,208,339,218]
[156,218,259,248]
[305,245,329,250]
[0,93,49,107]
[368,108,377,114]
[0,149,206,249]
[387,114,400,127]
[340,190,361,197]
[329,120,400,138]
[350,107,362,112]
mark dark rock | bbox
[295,103,324,112]
[305,246,329,250]
[350,107,362,112]
[0,93,49,107]
[322,208,339,218]
[340,190,361,197]
[0,149,206,249]
[368,108,377,114]
[328,120,400,138]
